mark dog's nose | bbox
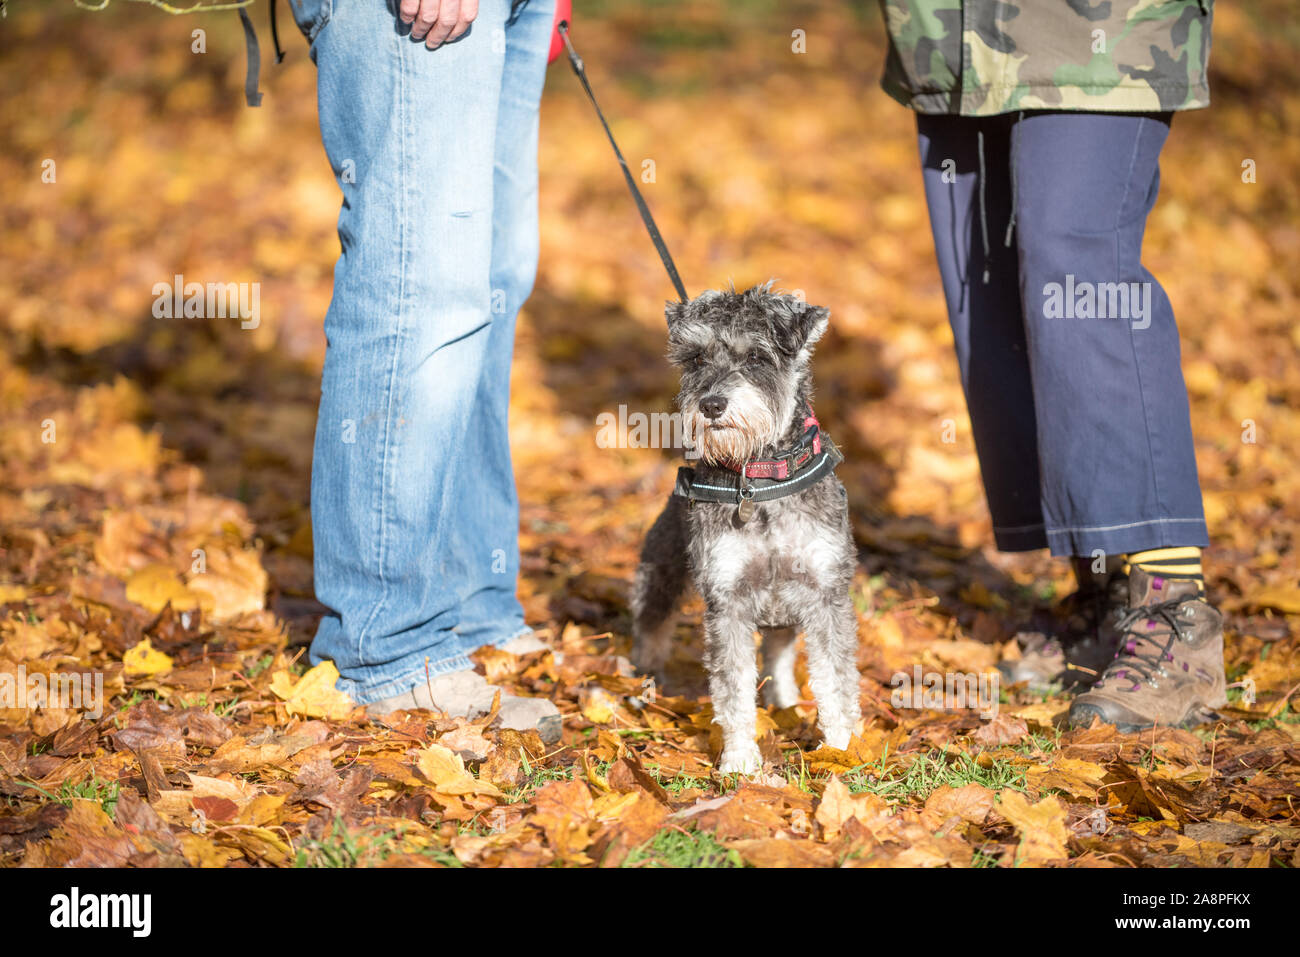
[699,395,728,420]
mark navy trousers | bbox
[916,111,1208,558]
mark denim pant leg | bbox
[917,114,1048,551]
[305,0,550,704]
[446,0,555,652]
[1011,112,1208,558]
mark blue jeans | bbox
[916,111,1209,558]
[288,0,555,704]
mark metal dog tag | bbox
[737,497,756,523]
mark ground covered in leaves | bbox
[0,1,1298,868]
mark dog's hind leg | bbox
[801,593,862,750]
[759,627,800,709]
[631,495,690,680]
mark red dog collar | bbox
[726,404,824,481]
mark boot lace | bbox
[1097,594,1201,689]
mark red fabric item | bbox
[735,406,822,480]
[548,0,572,64]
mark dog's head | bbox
[666,282,829,467]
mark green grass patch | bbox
[844,746,1028,803]
[16,776,121,818]
[294,817,460,868]
[642,762,710,795]
[503,757,578,805]
[624,827,744,868]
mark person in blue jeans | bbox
[290,0,560,737]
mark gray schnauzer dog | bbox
[631,283,861,774]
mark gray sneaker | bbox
[366,635,562,743]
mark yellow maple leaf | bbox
[124,564,205,615]
[415,743,502,799]
[1001,700,1069,729]
[186,546,267,622]
[122,637,174,677]
[1027,757,1109,798]
[268,661,355,721]
[179,832,244,868]
[815,775,890,841]
[997,791,1069,864]
[591,790,641,821]
[923,783,995,827]
[805,726,894,773]
[530,779,595,865]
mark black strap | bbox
[556,21,688,303]
[238,4,263,107]
[269,0,285,64]
[672,435,845,506]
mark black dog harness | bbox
[673,405,844,522]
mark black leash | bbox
[269,0,285,65]
[556,21,688,303]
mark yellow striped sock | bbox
[1123,547,1204,593]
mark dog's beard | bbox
[686,385,779,467]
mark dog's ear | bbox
[775,299,830,357]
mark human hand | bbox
[399,0,479,50]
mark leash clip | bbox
[557,21,583,73]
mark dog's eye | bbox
[692,354,705,367]
[746,350,764,366]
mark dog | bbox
[630,283,861,774]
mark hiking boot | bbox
[1068,568,1226,732]
[366,663,563,744]
[999,571,1129,693]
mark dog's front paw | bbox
[822,728,851,751]
[717,743,763,776]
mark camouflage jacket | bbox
[880,0,1213,115]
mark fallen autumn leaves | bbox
[3,597,1298,867]
[1,1,1299,868]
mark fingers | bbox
[423,0,460,49]
[448,0,478,43]
[398,0,421,27]
[403,0,478,48]
[407,0,440,43]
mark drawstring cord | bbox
[270,0,285,64]
[237,4,262,106]
[976,110,1026,284]
[239,0,286,108]
[976,128,990,284]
